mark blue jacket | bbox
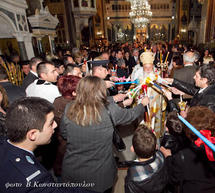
[0,139,94,193]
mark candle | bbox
[142,85,150,117]
[153,102,156,113]
[164,52,169,64]
[151,117,155,131]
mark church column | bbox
[24,33,35,59]
[64,0,77,47]
[13,32,28,61]
[199,0,208,44]
[74,18,81,47]
[168,23,171,42]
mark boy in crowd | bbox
[125,125,168,193]
[0,97,94,193]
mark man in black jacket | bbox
[129,49,139,74]
[165,63,215,112]
[21,57,42,90]
[0,67,25,104]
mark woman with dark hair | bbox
[54,75,81,124]
[52,59,65,76]
[161,106,215,193]
[60,76,149,193]
[169,55,183,78]
[161,111,188,154]
[53,75,81,178]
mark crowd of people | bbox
[0,41,215,193]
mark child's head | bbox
[6,97,56,145]
[132,125,156,159]
[166,111,183,136]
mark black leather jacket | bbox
[125,151,168,193]
[172,79,215,112]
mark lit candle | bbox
[164,52,169,64]
[153,102,156,113]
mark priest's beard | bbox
[143,71,154,77]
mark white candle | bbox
[153,102,156,113]
[151,102,156,130]
[151,117,155,131]
[180,95,182,102]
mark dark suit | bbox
[172,79,215,112]
[173,65,196,85]
[21,71,38,90]
[0,82,26,104]
[0,139,94,193]
[129,56,137,74]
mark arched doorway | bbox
[0,12,19,56]
[0,4,34,60]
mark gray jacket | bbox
[173,65,196,85]
[60,101,145,192]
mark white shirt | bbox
[26,79,61,103]
[134,56,138,62]
[198,87,207,94]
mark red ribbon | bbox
[195,130,215,161]
[142,84,147,94]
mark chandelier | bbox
[128,0,152,28]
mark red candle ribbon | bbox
[195,130,215,161]
[142,84,147,94]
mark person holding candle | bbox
[131,50,166,138]
[160,106,215,193]
[60,76,149,193]
[164,63,215,113]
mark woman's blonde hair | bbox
[67,76,108,126]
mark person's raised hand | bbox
[163,89,173,100]
[141,96,149,106]
[171,87,185,95]
[122,98,133,107]
[113,93,127,102]
[160,146,172,158]
[105,80,115,88]
[164,78,174,85]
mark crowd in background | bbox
[0,41,215,193]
